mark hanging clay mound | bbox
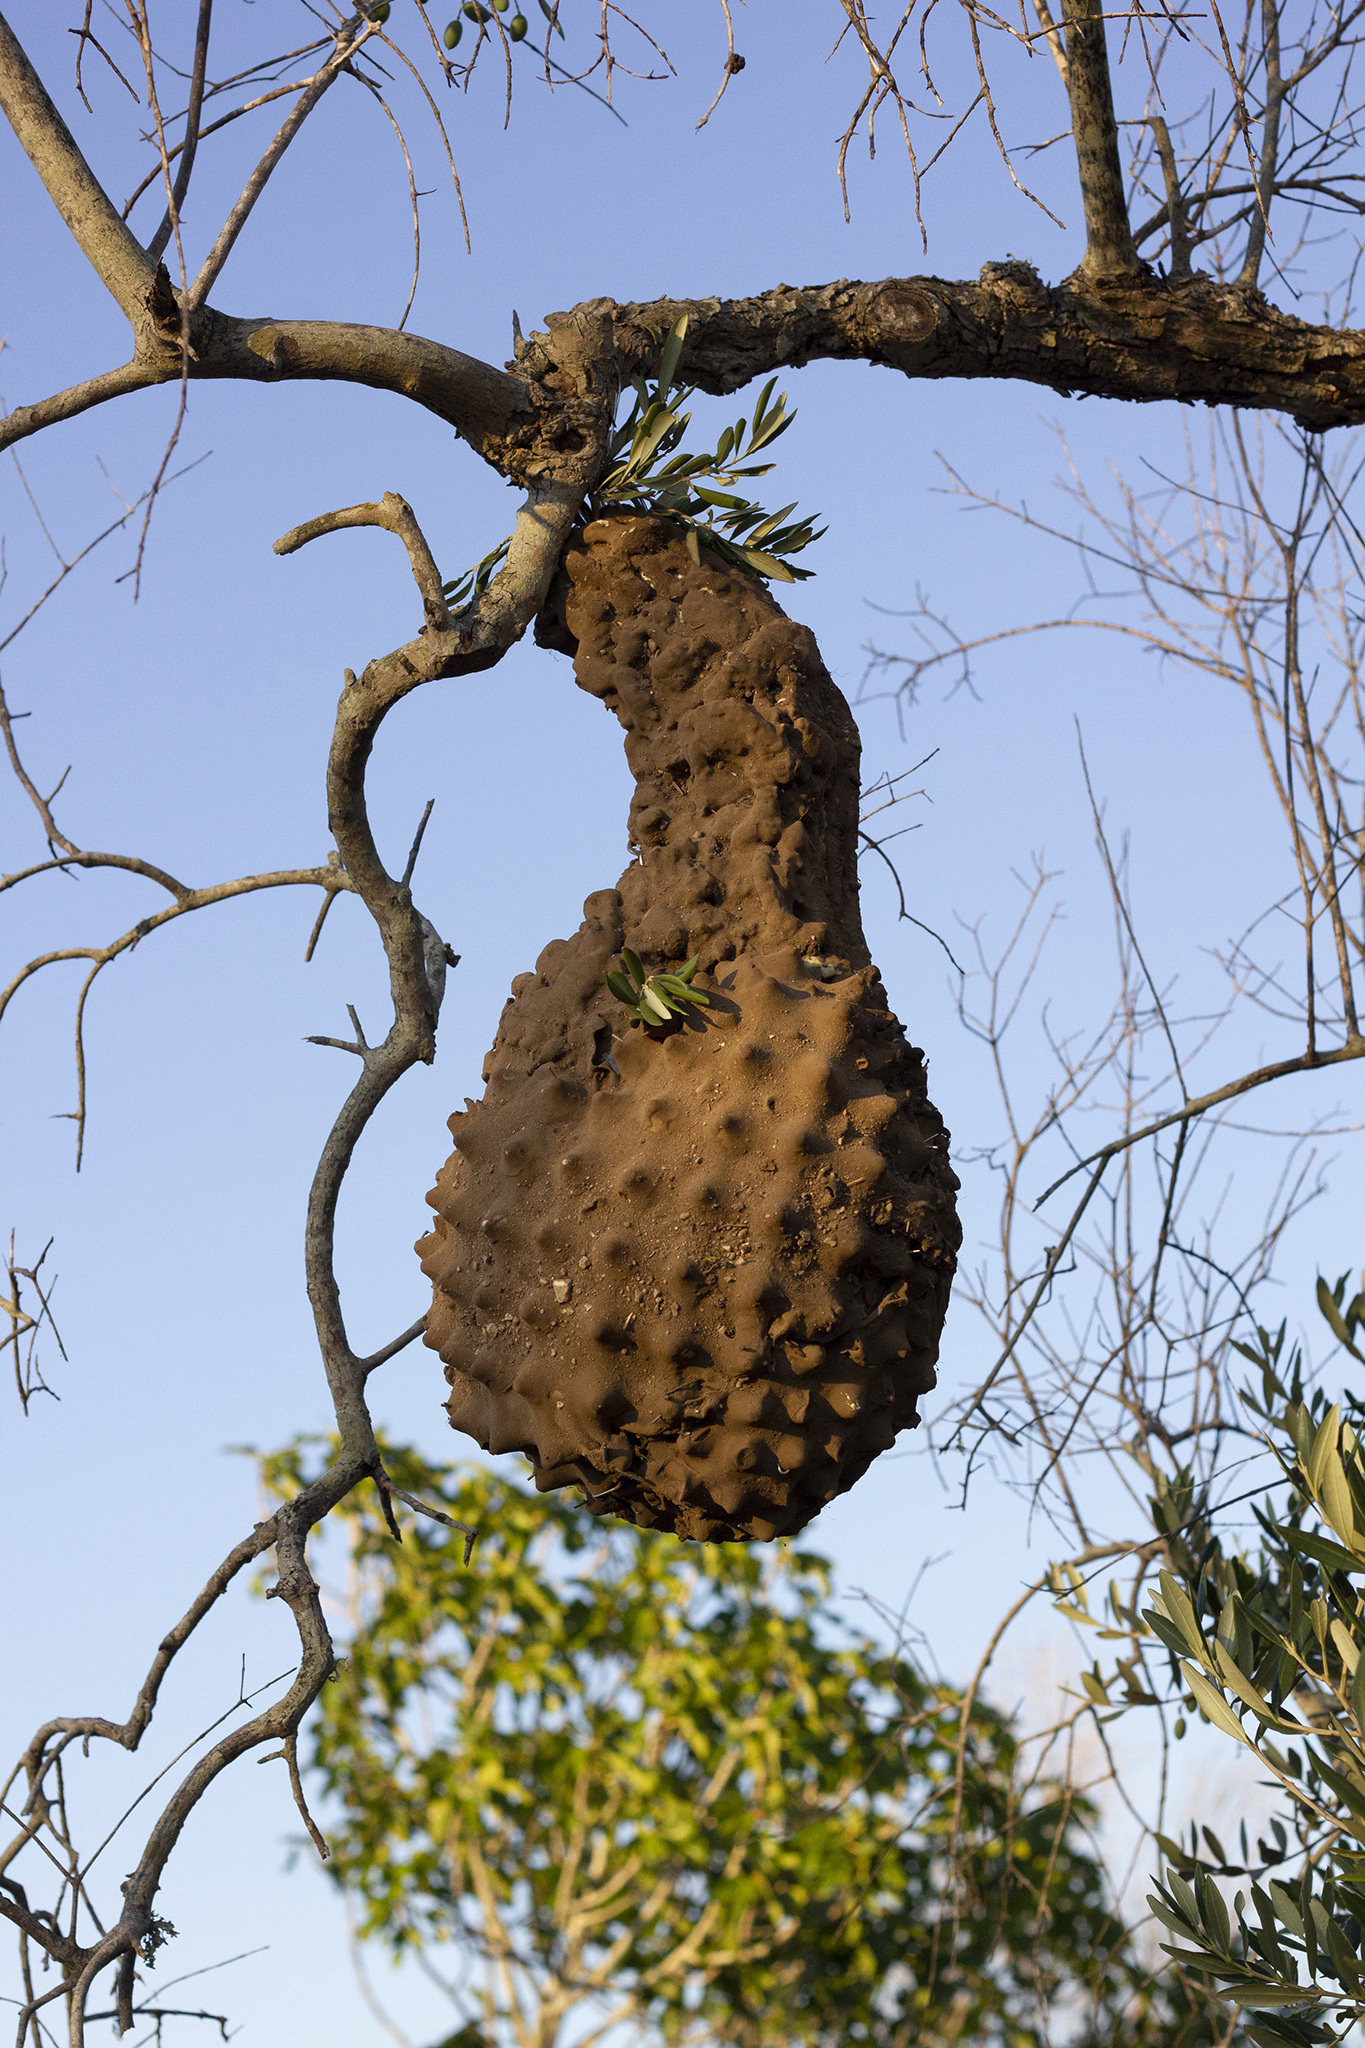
[416,515,960,1542]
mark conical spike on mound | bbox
[417,516,960,1542]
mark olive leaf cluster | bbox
[259,1440,1185,2048]
[588,315,826,584]
[439,317,823,609]
[604,948,711,1028]
[1063,1267,1365,2048]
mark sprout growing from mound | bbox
[604,948,711,1027]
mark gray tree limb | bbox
[7,268,1365,489]
[0,9,157,326]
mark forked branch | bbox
[0,445,593,2048]
[275,492,452,634]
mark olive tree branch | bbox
[0,9,157,325]
[274,492,452,634]
[12,260,1365,487]
[1059,0,1143,277]
[0,864,356,1167]
[13,474,592,2042]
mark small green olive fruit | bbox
[462,1,491,18]
[368,1,391,19]
[443,17,463,45]
[492,0,509,13]
[509,11,528,34]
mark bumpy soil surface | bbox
[417,516,960,1541]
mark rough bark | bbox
[1060,0,1144,278]
[7,264,1362,474]
[592,271,1365,432]
[417,518,960,1542]
[0,11,156,325]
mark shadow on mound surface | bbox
[417,516,959,1541]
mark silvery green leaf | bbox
[750,409,794,451]
[746,503,799,544]
[1350,1647,1365,1727]
[750,377,778,437]
[742,548,794,581]
[1182,1665,1251,1745]
[658,314,689,395]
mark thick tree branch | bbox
[0,319,533,463]
[0,11,156,326]
[0,361,159,450]
[8,268,1365,478]
[598,273,1365,432]
[297,477,584,1416]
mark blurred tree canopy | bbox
[262,1441,1224,2048]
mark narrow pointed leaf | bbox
[658,314,689,394]
[1319,1276,1365,1361]
[1182,1664,1252,1745]
[750,377,778,437]
[1309,1406,1342,1498]
[1283,1527,1363,1577]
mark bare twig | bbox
[274,493,452,634]
[4,1235,66,1416]
[695,0,741,131]
[145,0,213,266]
[187,15,381,311]
[401,799,436,887]
[372,1467,477,1562]
[258,1734,329,1861]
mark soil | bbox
[416,515,960,1541]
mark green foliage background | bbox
[261,1442,1224,2048]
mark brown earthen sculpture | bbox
[417,515,960,1541]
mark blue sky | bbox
[3,5,1362,2041]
